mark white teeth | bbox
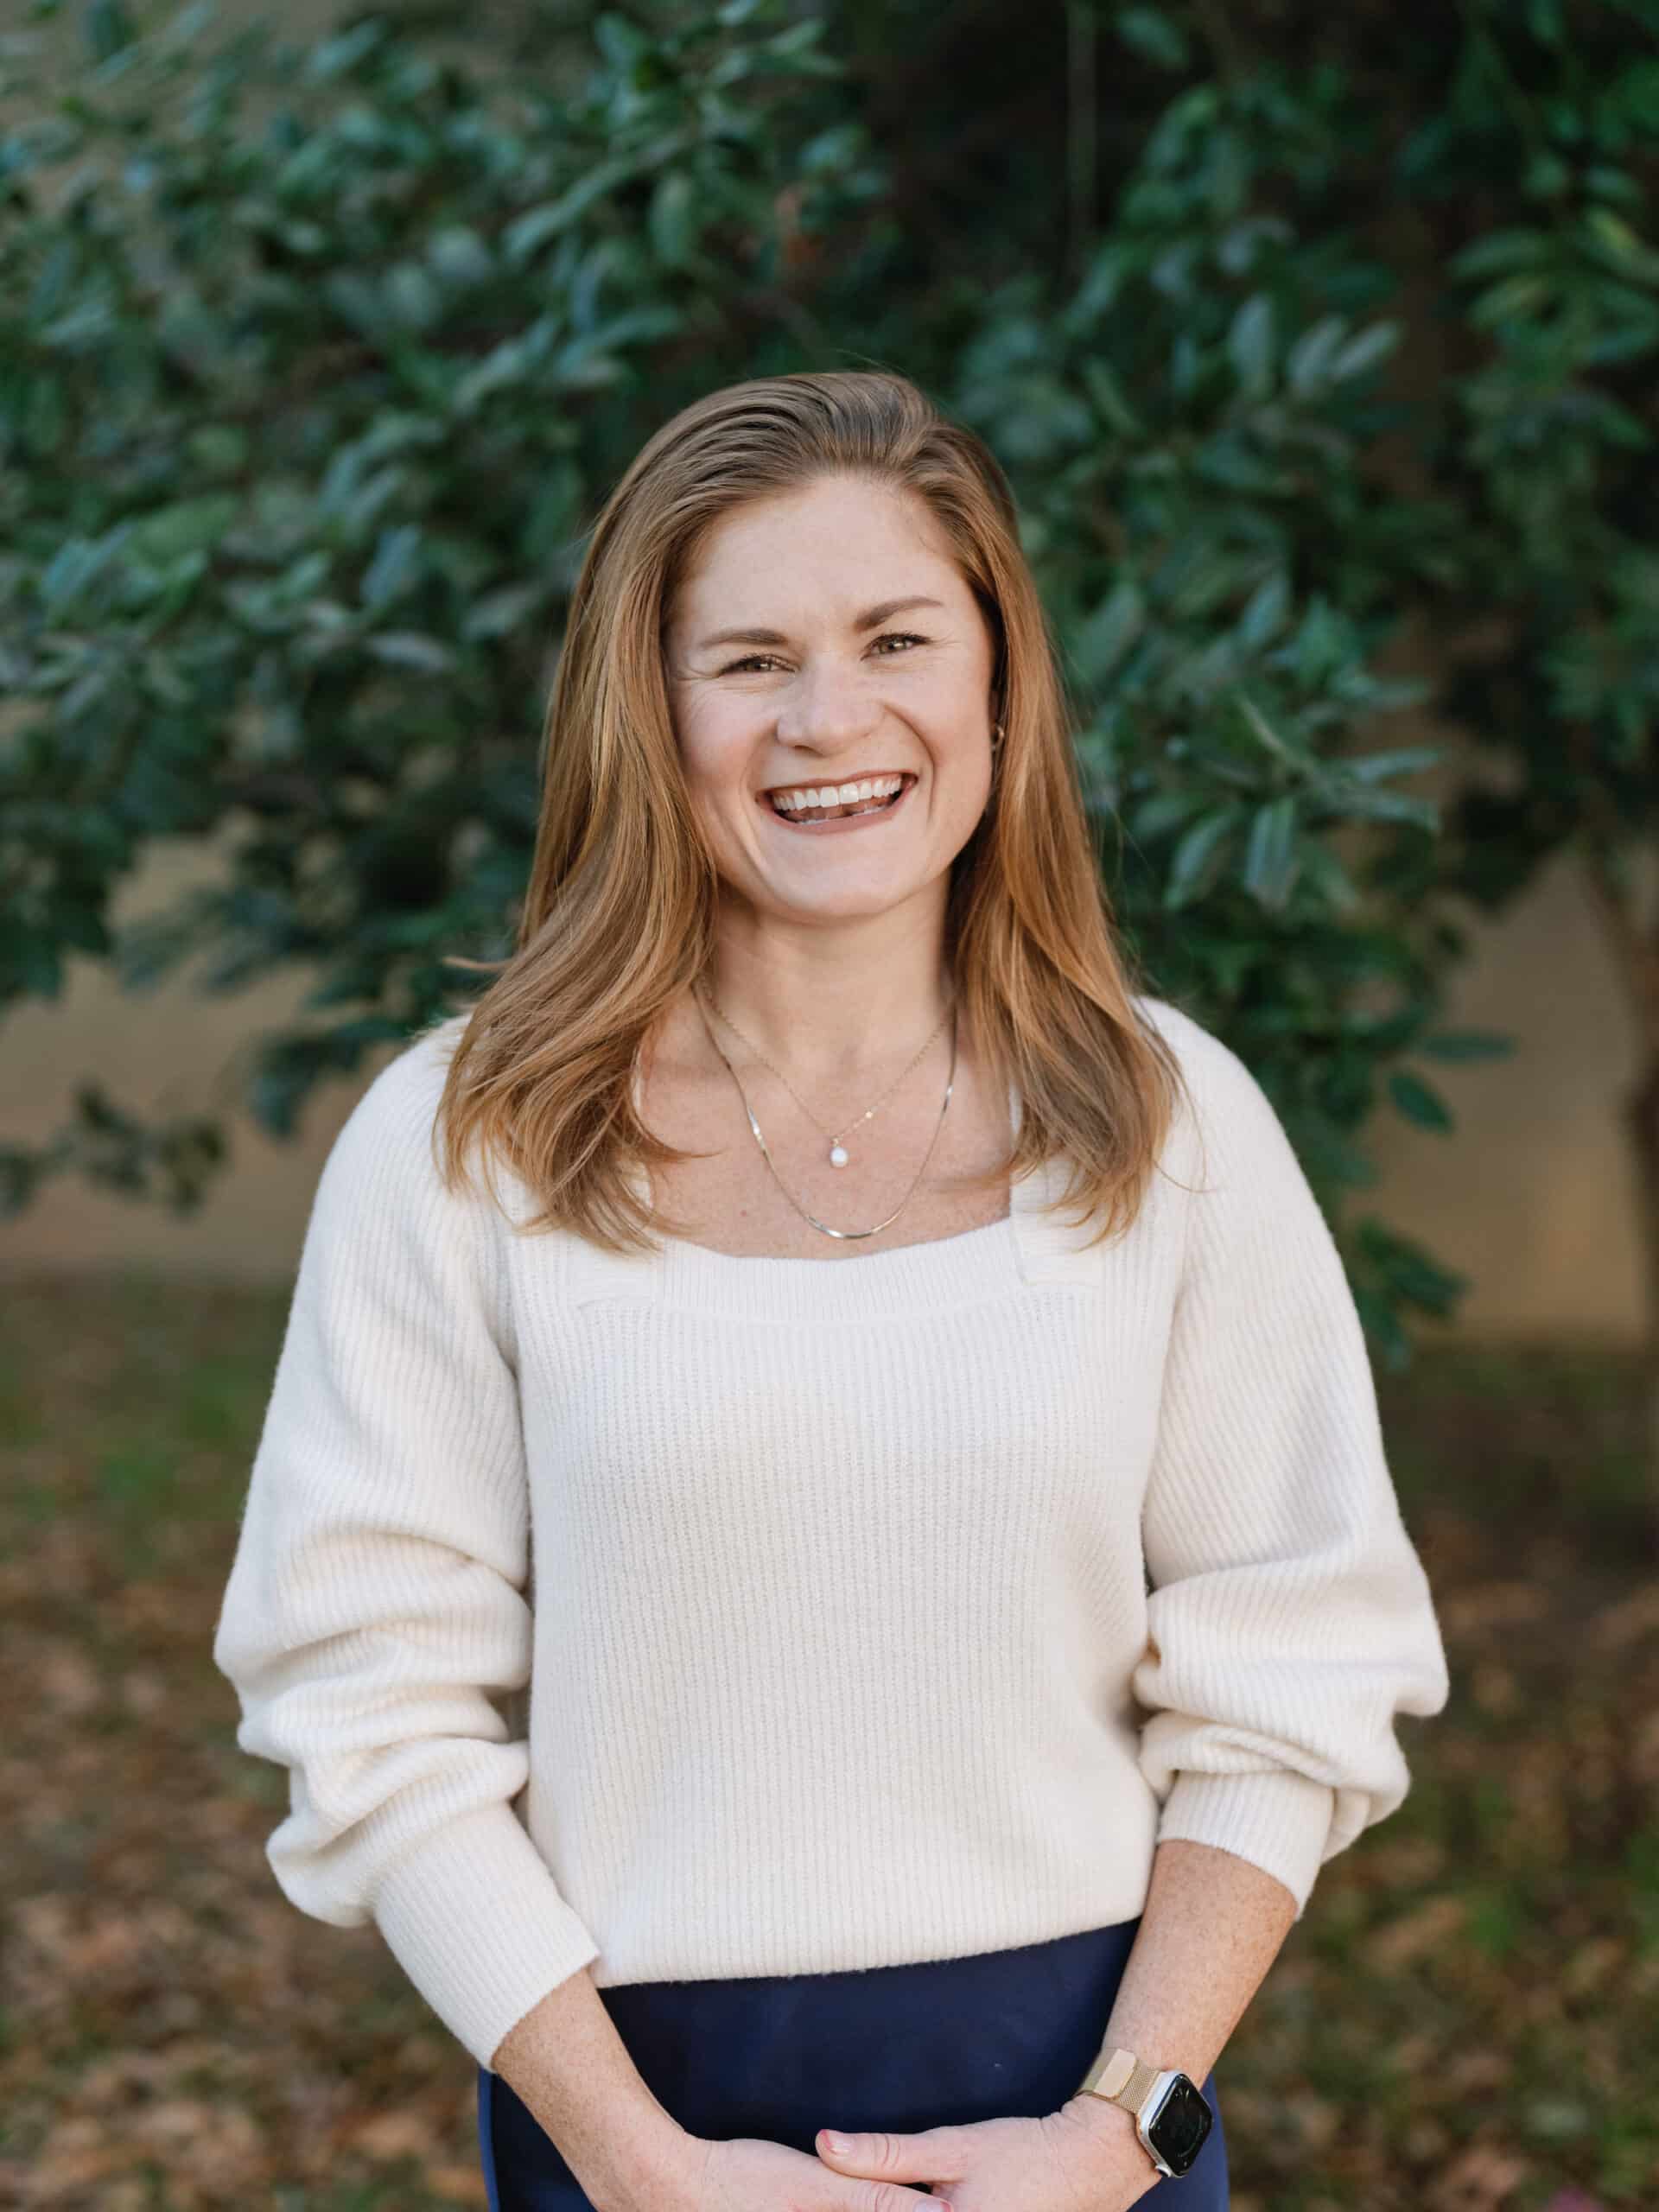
[768,774,905,814]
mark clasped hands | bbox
[687,2095,1162,2212]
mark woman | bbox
[213,370,1450,2212]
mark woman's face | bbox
[663,474,999,931]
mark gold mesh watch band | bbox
[1078,2045,1162,2115]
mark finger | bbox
[815,2128,950,2184]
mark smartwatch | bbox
[1077,2044,1214,2179]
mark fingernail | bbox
[823,2132,855,2153]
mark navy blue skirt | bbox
[478,1917,1229,2209]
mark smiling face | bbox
[663,474,999,931]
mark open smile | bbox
[758,772,918,834]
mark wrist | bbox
[1058,2090,1161,2177]
[577,2111,705,2212]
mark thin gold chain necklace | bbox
[697,978,953,1169]
[690,983,958,1243]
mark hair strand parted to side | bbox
[430,368,1192,1254]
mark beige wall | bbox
[0,830,389,1287]
[1,809,1647,1343]
[1365,842,1646,1345]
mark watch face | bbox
[1146,2073,1212,2177]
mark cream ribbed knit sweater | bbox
[212,995,1450,2072]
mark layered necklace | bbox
[692,977,957,1243]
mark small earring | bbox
[992,720,1006,750]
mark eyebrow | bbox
[693,595,947,652]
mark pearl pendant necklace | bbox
[691,987,960,1243]
[698,980,954,1170]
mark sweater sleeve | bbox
[211,1024,601,2069]
[1129,1003,1451,1921]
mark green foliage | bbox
[4,0,1654,1364]
[1,0,887,1160]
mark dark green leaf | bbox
[1242,794,1300,908]
[1388,1070,1454,1131]
[1418,1030,1517,1063]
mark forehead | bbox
[670,477,969,629]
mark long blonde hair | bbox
[434,368,1191,1253]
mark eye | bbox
[720,632,930,676]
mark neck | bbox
[697,922,954,1091]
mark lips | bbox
[759,772,918,832]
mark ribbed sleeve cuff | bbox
[372,1803,601,2069]
[1154,1769,1336,1922]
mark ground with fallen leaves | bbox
[0,1275,1653,2210]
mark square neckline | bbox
[555,1071,1108,1318]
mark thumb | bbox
[815,2127,951,2187]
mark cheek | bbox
[672,708,739,791]
[677,730,759,837]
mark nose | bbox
[776,657,881,753]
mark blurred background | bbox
[3,2,1656,2208]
